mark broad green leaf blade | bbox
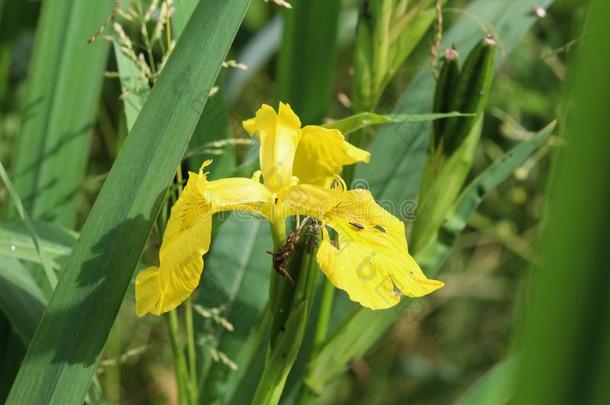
[172,0,199,37]
[456,357,519,405]
[5,1,250,403]
[357,0,555,205]
[322,112,471,135]
[0,256,46,343]
[277,0,341,123]
[516,1,610,403]
[304,123,554,394]
[196,216,272,401]
[6,0,113,228]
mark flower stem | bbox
[296,275,335,405]
[252,235,319,405]
[268,220,287,312]
[312,279,334,351]
[254,228,320,404]
[165,310,190,405]
[184,298,198,404]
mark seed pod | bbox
[443,35,497,154]
[432,46,460,148]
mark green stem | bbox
[253,232,319,405]
[312,280,334,350]
[268,220,287,312]
[104,321,121,403]
[184,298,198,404]
[165,310,190,405]
[296,280,334,405]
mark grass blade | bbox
[5,1,250,403]
[225,15,282,104]
[277,0,341,123]
[112,39,150,132]
[0,256,46,343]
[417,122,554,270]
[323,112,471,135]
[6,0,114,228]
[0,221,75,270]
[516,1,610,402]
[456,357,519,405]
[0,161,57,288]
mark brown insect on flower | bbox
[349,222,365,230]
[267,226,301,284]
[267,218,323,283]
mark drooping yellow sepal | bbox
[317,189,444,309]
[136,164,274,316]
[278,185,443,309]
[136,171,213,316]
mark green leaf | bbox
[303,122,554,394]
[225,15,282,104]
[0,256,46,343]
[456,357,519,405]
[516,1,610,402]
[112,40,150,132]
[322,112,471,135]
[5,0,114,228]
[417,122,555,271]
[187,90,237,179]
[172,0,199,37]
[357,0,555,206]
[0,222,76,270]
[5,1,250,403]
[277,0,341,123]
[0,161,57,288]
[196,216,272,402]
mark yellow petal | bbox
[205,177,273,217]
[136,169,273,316]
[242,102,302,192]
[136,172,212,316]
[293,126,370,187]
[275,183,342,219]
[315,189,443,309]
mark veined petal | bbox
[205,177,274,218]
[136,166,273,316]
[136,172,212,316]
[242,102,301,192]
[315,189,443,309]
[293,126,370,187]
[275,183,342,220]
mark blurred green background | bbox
[0,0,594,404]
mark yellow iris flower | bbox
[136,103,443,316]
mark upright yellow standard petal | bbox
[136,164,273,316]
[242,102,301,192]
[293,126,370,187]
